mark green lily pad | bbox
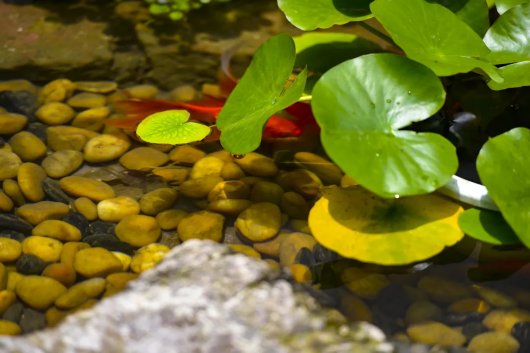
[136,110,211,144]
[484,3,530,64]
[495,0,528,14]
[477,127,530,247]
[309,186,464,265]
[430,0,490,36]
[278,0,373,30]
[459,208,521,245]
[311,53,457,197]
[217,34,307,155]
[371,0,501,80]
[487,61,530,90]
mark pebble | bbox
[234,152,278,177]
[0,113,27,135]
[130,244,170,273]
[62,212,90,238]
[278,232,317,267]
[124,84,159,99]
[417,275,472,304]
[72,106,111,131]
[178,175,224,199]
[83,235,134,255]
[313,243,338,264]
[42,178,73,204]
[0,238,22,262]
[207,181,249,202]
[235,202,282,242]
[339,291,373,322]
[294,152,342,185]
[177,211,225,242]
[42,262,76,287]
[0,214,32,234]
[46,125,97,151]
[16,201,69,225]
[468,331,519,353]
[512,321,530,352]
[220,162,245,179]
[462,322,488,341]
[0,150,22,180]
[9,132,46,161]
[74,247,123,277]
[0,290,16,316]
[0,230,25,242]
[151,167,189,184]
[449,298,490,314]
[407,321,466,347]
[119,147,169,170]
[190,156,225,179]
[45,306,70,327]
[0,264,6,290]
[15,254,48,275]
[253,232,290,257]
[115,215,161,247]
[0,91,37,120]
[281,191,310,219]
[38,79,76,103]
[17,162,47,202]
[67,92,106,108]
[0,190,14,212]
[32,220,82,242]
[155,209,188,230]
[104,272,138,297]
[0,320,21,335]
[35,102,75,125]
[55,278,106,309]
[3,179,25,206]
[15,276,67,310]
[208,199,252,215]
[0,80,36,93]
[88,220,116,235]
[19,307,46,333]
[341,267,390,300]
[405,300,443,325]
[228,244,261,259]
[22,236,63,262]
[289,263,312,284]
[139,188,178,216]
[1,301,23,323]
[168,145,206,165]
[277,169,322,198]
[73,197,98,221]
[83,133,131,163]
[97,196,140,222]
[41,150,84,178]
[473,285,517,308]
[249,181,283,205]
[60,242,90,268]
[483,309,530,332]
[74,81,118,94]
[112,252,132,271]
[59,175,115,201]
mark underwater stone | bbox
[512,321,530,353]
[42,178,73,204]
[0,230,25,242]
[15,254,48,276]
[62,212,90,238]
[1,301,23,324]
[0,91,38,121]
[0,214,33,234]
[19,308,46,334]
[88,221,116,236]
[468,331,519,353]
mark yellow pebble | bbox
[15,275,67,310]
[104,272,138,297]
[139,188,178,216]
[39,79,76,103]
[168,145,206,165]
[0,264,6,290]
[9,131,47,161]
[0,290,16,315]
[67,92,107,108]
[73,197,98,221]
[155,209,188,230]
[264,259,281,271]
[0,238,22,262]
[0,320,21,335]
[130,243,170,274]
[449,298,491,314]
[278,232,316,267]
[55,278,106,309]
[290,264,312,284]
[0,190,14,212]
[45,306,72,327]
[111,251,132,271]
[35,102,75,125]
[6,272,24,291]
[97,196,140,222]
[0,112,27,135]
[59,175,115,201]
[60,242,91,268]
[17,162,47,202]
[42,262,77,287]
[22,236,63,262]
[74,247,123,278]
[228,244,261,259]
[32,220,82,242]
[115,214,161,247]
[253,232,290,257]
[3,179,25,206]
[16,201,70,225]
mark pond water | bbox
[0,1,529,352]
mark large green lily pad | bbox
[136,110,211,144]
[483,2,530,64]
[278,0,373,30]
[309,186,464,265]
[459,208,521,245]
[495,0,528,14]
[371,0,501,80]
[477,127,530,247]
[487,62,530,90]
[217,34,307,154]
[311,53,457,198]
[430,0,490,36]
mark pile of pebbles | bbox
[0,78,529,353]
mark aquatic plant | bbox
[136,0,530,265]
[143,0,231,21]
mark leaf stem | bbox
[298,94,312,102]
[358,22,396,47]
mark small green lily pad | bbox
[136,110,211,144]
[495,0,528,14]
[309,186,464,265]
[487,61,530,90]
[458,208,521,245]
[477,127,530,247]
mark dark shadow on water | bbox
[331,0,373,17]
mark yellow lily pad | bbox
[308,186,464,265]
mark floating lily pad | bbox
[483,3,530,64]
[371,0,501,80]
[278,0,373,30]
[495,0,527,14]
[136,110,211,144]
[477,127,530,247]
[430,0,490,36]
[217,34,307,155]
[459,208,521,245]
[308,186,464,265]
[487,61,530,90]
[311,53,456,198]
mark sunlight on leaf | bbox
[495,0,528,14]
[487,62,530,90]
[217,34,307,154]
[459,208,521,245]
[311,53,456,198]
[308,186,464,265]
[429,0,489,36]
[477,127,530,247]
[136,110,211,144]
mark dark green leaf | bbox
[136,110,211,144]
[484,3,530,64]
[371,0,501,80]
[477,127,530,247]
[217,34,307,154]
[429,0,489,36]
[459,208,521,245]
[488,62,530,90]
[311,53,456,197]
[277,0,373,30]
